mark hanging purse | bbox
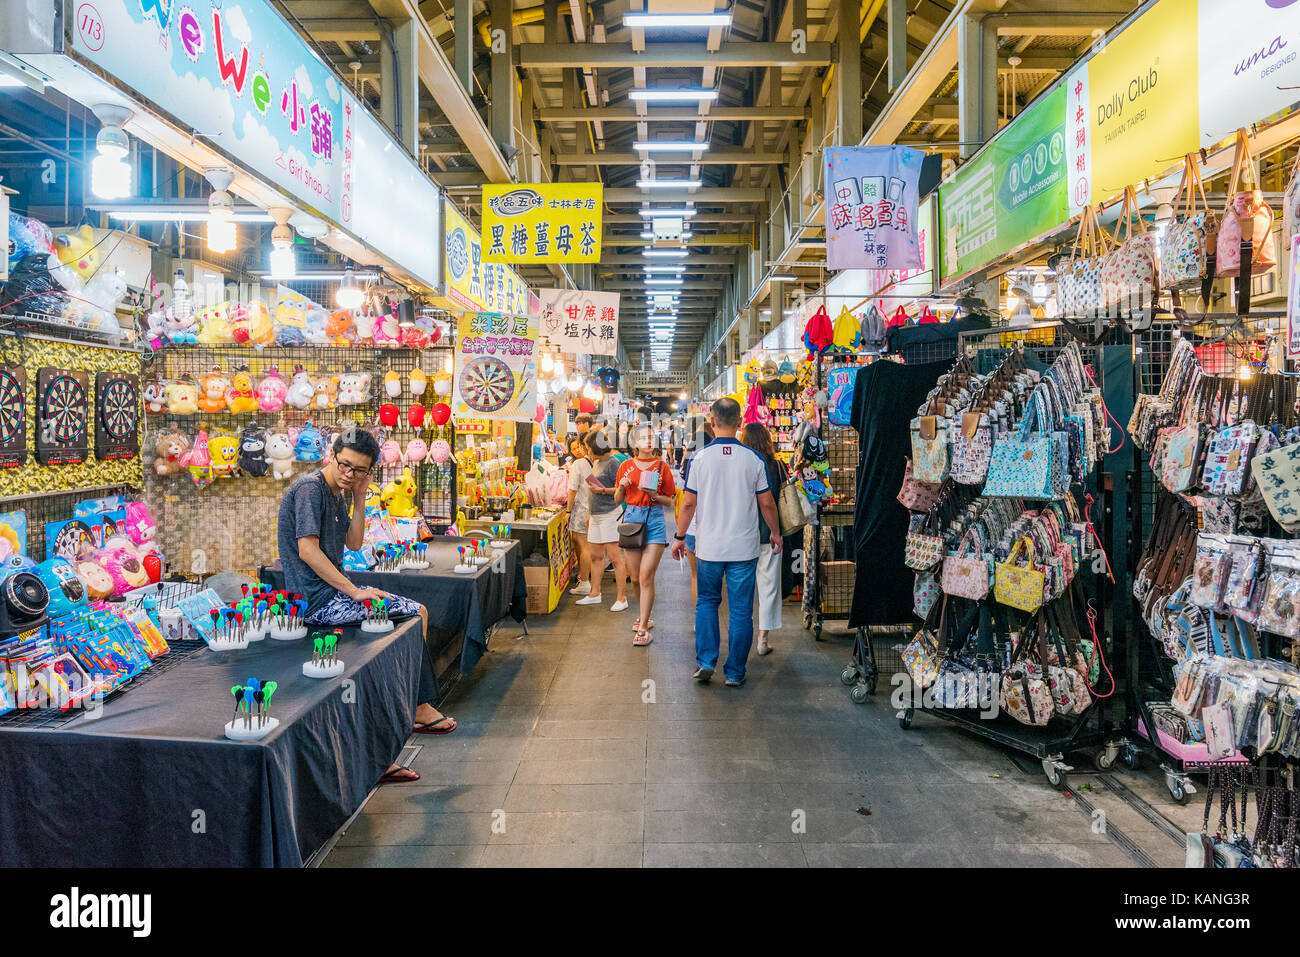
[994,536,1047,613]
[1216,129,1278,314]
[778,480,808,536]
[896,457,944,512]
[904,508,945,571]
[903,597,945,690]
[942,528,992,600]
[1101,185,1159,309]
[914,570,940,618]
[1058,204,1106,314]
[1000,627,1054,726]
[909,413,951,485]
[983,390,1063,501]
[1161,154,1218,291]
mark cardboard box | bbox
[523,564,550,588]
[526,583,551,615]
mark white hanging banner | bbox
[537,289,620,356]
[823,145,923,271]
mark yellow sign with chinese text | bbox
[438,198,530,314]
[1084,0,1198,199]
[481,183,603,264]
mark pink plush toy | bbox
[429,439,452,464]
[99,547,150,596]
[256,366,288,412]
[405,438,429,465]
[125,502,155,547]
[379,439,403,467]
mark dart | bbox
[312,636,323,665]
[230,685,244,723]
[254,688,265,727]
[262,681,277,722]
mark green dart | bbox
[312,636,323,665]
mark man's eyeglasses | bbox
[336,460,373,478]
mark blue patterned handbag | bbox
[983,392,1063,500]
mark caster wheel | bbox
[865,674,878,695]
[1121,749,1141,771]
[841,666,858,686]
[850,684,869,704]
[898,710,913,730]
[1045,765,1067,789]
[1168,779,1189,805]
[1094,748,1116,772]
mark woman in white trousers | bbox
[741,422,785,655]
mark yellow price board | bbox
[481,183,602,264]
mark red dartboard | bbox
[36,368,89,465]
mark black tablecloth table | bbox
[0,619,428,867]
[261,537,526,683]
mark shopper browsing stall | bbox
[276,428,457,779]
[671,398,781,687]
[614,423,677,645]
[741,423,786,656]
[566,436,593,595]
[576,428,630,611]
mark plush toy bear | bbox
[152,427,191,476]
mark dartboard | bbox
[50,520,93,561]
[95,372,140,461]
[459,356,515,413]
[0,366,27,467]
[36,368,89,465]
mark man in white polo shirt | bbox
[671,397,782,687]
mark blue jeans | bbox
[622,503,668,545]
[695,558,758,682]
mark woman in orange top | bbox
[614,423,676,645]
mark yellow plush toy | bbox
[381,468,420,517]
[208,431,240,478]
[196,301,233,344]
[365,483,382,511]
[54,225,100,280]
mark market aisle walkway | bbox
[321,557,1189,867]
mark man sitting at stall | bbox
[277,427,456,784]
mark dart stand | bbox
[302,659,345,678]
[224,716,279,740]
[360,599,394,634]
[225,680,279,740]
[452,546,475,575]
[269,599,309,641]
[303,630,345,678]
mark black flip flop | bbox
[412,716,458,735]
[379,767,421,784]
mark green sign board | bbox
[939,84,1068,283]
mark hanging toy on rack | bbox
[152,426,191,476]
[410,369,428,398]
[427,439,453,490]
[266,431,295,480]
[195,302,233,345]
[379,439,403,469]
[311,372,338,410]
[143,378,168,415]
[165,379,199,415]
[325,310,356,345]
[304,629,346,677]
[238,422,269,477]
[383,370,402,399]
[208,429,240,478]
[225,367,259,414]
[183,428,213,486]
[255,367,288,412]
[196,368,229,413]
[405,438,429,465]
[408,403,426,428]
[286,366,316,410]
[337,369,371,406]
[294,422,324,462]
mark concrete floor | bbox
[321,555,1201,867]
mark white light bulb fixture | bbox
[567,373,584,392]
[90,104,132,200]
[624,13,732,27]
[204,168,238,254]
[541,349,555,374]
[634,140,710,152]
[267,207,296,280]
[638,208,698,217]
[629,89,718,102]
[637,179,701,189]
[553,357,566,380]
[643,249,689,258]
[336,266,365,309]
[646,278,684,286]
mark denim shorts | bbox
[622,503,668,546]
[685,534,696,553]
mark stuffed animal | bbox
[53,225,100,281]
[183,429,213,486]
[381,468,420,517]
[337,370,371,406]
[208,431,240,478]
[354,312,377,344]
[304,306,330,345]
[266,432,295,480]
[383,370,402,398]
[287,366,316,409]
[255,367,288,412]
[325,310,355,345]
[429,439,451,465]
[165,380,199,415]
[230,301,273,347]
[364,483,382,510]
[163,305,198,344]
[273,290,309,345]
[409,369,428,397]
[295,423,324,462]
[125,502,156,547]
[311,374,337,410]
[432,371,452,397]
[379,439,403,468]
[75,560,115,601]
[405,439,429,465]
[99,547,149,596]
[239,423,268,477]
[372,310,401,348]
[197,368,229,413]
[8,212,55,266]
[225,367,259,414]
[143,379,168,415]
[195,301,233,344]
[152,427,191,476]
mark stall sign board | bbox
[482,184,602,264]
[537,289,619,356]
[452,311,539,423]
[440,200,530,315]
[824,145,923,271]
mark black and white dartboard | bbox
[0,366,27,468]
[95,372,139,461]
[36,368,89,465]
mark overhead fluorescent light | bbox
[629,89,718,103]
[107,209,273,223]
[634,140,710,152]
[250,271,381,281]
[645,279,684,286]
[643,249,688,258]
[638,208,698,217]
[637,179,701,189]
[625,13,733,27]
[643,266,685,274]
[769,273,797,282]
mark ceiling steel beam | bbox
[517,41,833,68]
[604,188,766,202]
[537,106,810,122]
[598,254,737,264]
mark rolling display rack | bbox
[883,322,1127,788]
[1123,312,1292,803]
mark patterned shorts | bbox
[306,590,423,626]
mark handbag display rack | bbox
[887,335,1117,788]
